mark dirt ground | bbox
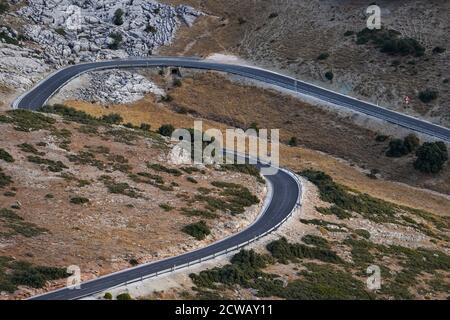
[160,0,450,127]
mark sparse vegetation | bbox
[0,109,56,132]
[0,149,14,163]
[0,257,69,292]
[159,203,174,212]
[17,143,44,156]
[356,28,425,57]
[324,71,334,81]
[186,176,198,184]
[27,156,68,172]
[0,208,47,238]
[288,136,298,147]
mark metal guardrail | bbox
[75,168,303,299]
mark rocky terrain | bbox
[0,0,200,104]
[52,70,165,105]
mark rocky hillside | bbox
[0,107,265,299]
[0,0,200,107]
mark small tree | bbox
[418,89,438,103]
[288,136,298,147]
[414,141,448,173]
[0,1,10,15]
[103,292,113,300]
[101,113,123,124]
[113,9,124,26]
[158,124,175,137]
[403,133,420,153]
[386,139,408,157]
[140,123,151,131]
[325,71,334,81]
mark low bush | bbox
[0,0,10,14]
[267,237,342,264]
[0,168,13,188]
[116,293,133,300]
[17,143,44,156]
[103,292,113,300]
[113,8,124,26]
[317,52,330,60]
[288,136,298,147]
[101,113,123,125]
[325,71,334,81]
[2,109,56,132]
[147,163,182,176]
[186,176,198,184]
[0,149,14,163]
[70,197,89,205]
[182,221,211,240]
[418,89,438,103]
[27,156,68,172]
[158,124,175,137]
[414,141,448,173]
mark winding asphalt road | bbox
[16,56,449,299]
[30,165,300,300]
[14,56,450,142]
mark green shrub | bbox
[0,1,10,15]
[288,136,298,147]
[356,28,425,57]
[54,27,66,36]
[386,139,409,157]
[113,8,124,26]
[0,149,14,163]
[418,89,438,103]
[70,197,89,205]
[173,78,182,87]
[158,124,175,137]
[414,141,448,173]
[39,104,97,124]
[159,203,174,212]
[3,109,56,132]
[432,46,446,54]
[354,229,371,239]
[116,293,133,300]
[316,205,352,219]
[182,221,211,240]
[27,155,68,172]
[147,163,182,176]
[375,134,389,142]
[181,208,218,219]
[267,237,342,264]
[104,292,113,300]
[145,24,157,33]
[139,123,151,131]
[108,32,123,50]
[17,143,44,156]
[101,113,123,124]
[0,167,13,188]
[403,134,420,153]
[317,52,330,60]
[187,176,198,184]
[325,71,334,81]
